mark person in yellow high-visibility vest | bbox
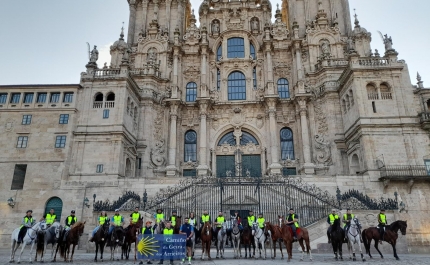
[18,210,35,243]
[343,208,354,240]
[286,208,299,241]
[326,209,339,244]
[130,207,142,224]
[213,211,225,241]
[89,211,109,242]
[155,209,164,224]
[257,213,265,229]
[158,221,174,265]
[109,209,124,236]
[247,210,256,227]
[169,210,178,227]
[44,208,57,226]
[378,209,387,244]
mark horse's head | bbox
[73,221,86,236]
[351,217,360,227]
[221,222,227,233]
[39,221,48,232]
[113,227,125,245]
[203,221,211,235]
[398,220,408,235]
[50,222,62,239]
[251,222,259,235]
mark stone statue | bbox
[89,45,99,63]
[346,38,354,52]
[212,20,219,34]
[251,18,259,31]
[383,34,393,51]
[147,47,157,63]
[321,41,330,54]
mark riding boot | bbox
[327,233,331,244]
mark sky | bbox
[0,0,428,86]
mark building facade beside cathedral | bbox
[1,0,429,250]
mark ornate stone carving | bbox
[151,139,166,167]
[211,19,220,35]
[313,134,332,166]
[271,7,289,40]
[183,65,200,80]
[256,114,264,129]
[183,9,201,45]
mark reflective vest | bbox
[163,228,174,235]
[329,214,339,225]
[171,216,176,226]
[142,227,154,234]
[131,212,140,223]
[189,218,196,227]
[66,216,77,227]
[343,214,354,227]
[156,213,164,223]
[257,217,265,228]
[99,216,109,225]
[288,214,300,228]
[21,216,34,228]
[248,215,255,226]
[46,213,56,225]
[201,214,210,223]
[113,215,123,226]
[379,214,386,225]
[216,216,225,227]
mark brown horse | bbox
[264,222,284,259]
[240,225,255,258]
[200,221,212,260]
[362,220,407,260]
[122,219,143,260]
[280,221,294,262]
[59,221,86,262]
[294,225,312,261]
[173,216,182,234]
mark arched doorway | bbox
[215,130,262,177]
[350,154,360,175]
[45,197,63,222]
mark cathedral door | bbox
[216,155,235,177]
[242,155,261,177]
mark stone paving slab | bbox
[3,248,430,265]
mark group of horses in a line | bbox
[8,216,408,263]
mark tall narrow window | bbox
[96,164,104,173]
[228,71,246,100]
[50,93,60,103]
[227,38,245,58]
[16,136,28,148]
[252,67,257,89]
[280,128,295,160]
[250,42,256,59]
[103,109,110,119]
[55,136,67,148]
[10,93,21,103]
[217,69,221,90]
[22,115,32,125]
[372,101,377,113]
[184,130,197,162]
[0,93,7,104]
[63,92,74,103]
[11,164,27,190]
[59,114,69,124]
[217,45,222,61]
[37,93,47,103]
[185,82,197,102]
[24,93,34,103]
[278,78,290,99]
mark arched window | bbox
[217,45,222,61]
[427,99,430,111]
[280,128,295,160]
[218,131,236,146]
[93,93,104,108]
[250,42,256,59]
[227,37,245,58]
[350,154,360,175]
[125,158,132,177]
[186,82,197,102]
[217,131,259,146]
[106,92,115,101]
[278,78,290,99]
[45,197,63,222]
[217,69,221,90]
[228,71,246,100]
[184,130,197,162]
[252,67,257,89]
[94,93,103,102]
[240,132,259,145]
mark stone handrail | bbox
[104,101,115,108]
[420,112,430,123]
[367,92,379,100]
[381,92,392,100]
[358,58,389,66]
[93,102,103,108]
[380,165,430,179]
[130,64,161,78]
[315,58,349,71]
[94,69,121,77]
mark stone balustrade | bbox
[94,69,121,77]
[315,58,349,71]
[93,102,103,108]
[381,92,392,100]
[104,101,115,108]
[380,165,430,179]
[358,58,389,66]
[367,92,379,100]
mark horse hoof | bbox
[353,258,356,261]
[396,258,400,261]
[362,259,366,262]
[300,258,303,261]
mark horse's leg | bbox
[278,240,284,260]
[53,243,59,262]
[357,238,365,261]
[29,241,36,263]
[95,243,98,262]
[201,242,205,260]
[70,244,76,263]
[17,241,26,263]
[339,241,343,260]
[373,239,383,259]
[392,242,399,260]
[305,238,312,261]
[298,238,305,261]
[10,239,17,262]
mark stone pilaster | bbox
[127,0,137,45]
[297,98,315,174]
[266,98,282,174]
[166,102,179,176]
[197,100,209,175]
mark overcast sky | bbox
[0,0,428,87]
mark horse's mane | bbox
[71,221,85,230]
[387,220,407,230]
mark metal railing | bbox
[380,165,430,179]
[420,112,430,123]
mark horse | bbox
[280,220,294,262]
[264,222,284,259]
[240,224,255,259]
[10,221,47,263]
[251,222,267,260]
[330,218,344,261]
[291,224,312,261]
[93,221,110,262]
[215,222,227,259]
[122,219,143,260]
[230,218,241,259]
[35,222,62,262]
[346,217,365,261]
[109,226,126,261]
[200,221,212,260]
[362,220,407,260]
[59,221,86,262]
[173,216,182,234]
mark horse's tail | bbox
[361,229,369,253]
[36,232,44,255]
[59,241,66,258]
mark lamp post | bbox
[142,190,148,211]
[336,187,342,209]
[93,194,97,203]
[84,197,90,208]
[7,197,15,208]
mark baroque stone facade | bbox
[1,0,430,251]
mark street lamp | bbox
[84,197,90,208]
[93,194,97,203]
[142,190,148,210]
[336,187,342,209]
[7,197,15,208]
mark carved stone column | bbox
[141,0,149,35]
[298,99,315,174]
[267,99,282,174]
[166,102,179,176]
[264,25,275,95]
[197,100,209,175]
[294,42,303,80]
[153,0,159,21]
[127,0,137,45]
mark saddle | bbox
[288,227,300,241]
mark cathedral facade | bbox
[1,0,430,250]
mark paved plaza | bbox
[3,248,430,265]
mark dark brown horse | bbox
[93,222,110,262]
[264,222,284,259]
[173,216,182,234]
[240,225,255,258]
[362,220,407,260]
[60,221,86,262]
[280,221,294,262]
[122,219,143,260]
[200,221,212,260]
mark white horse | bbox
[35,222,62,262]
[230,218,241,258]
[10,221,47,263]
[215,222,227,259]
[252,222,266,260]
[346,217,366,262]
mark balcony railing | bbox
[104,101,115,108]
[358,58,389,66]
[380,165,430,180]
[381,92,392,100]
[367,92,379,100]
[420,112,430,123]
[93,102,103,108]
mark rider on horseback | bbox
[247,210,256,228]
[43,208,57,227]
[130,207,142,224]
[378,209,387,244]
[343,208,354,241]
[257,213,265,229]
[232,210,243,231]
[89,211,109,242]
[18,210,35,243]
[156,209,164,224]
[169,210,178,227]
[213,211,225,241]
[286,208,299,241]
[63,210,77,241]
[109,209,124,237]
[327,209,339,244]
[189,212,196,228]
[200,210,211,239]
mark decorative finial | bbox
[417,72,422,82]
[354,9,360,27]
[417,72,424,89]
[120,22,125,40]
[276,3,279,10]
[192,9,194,15]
